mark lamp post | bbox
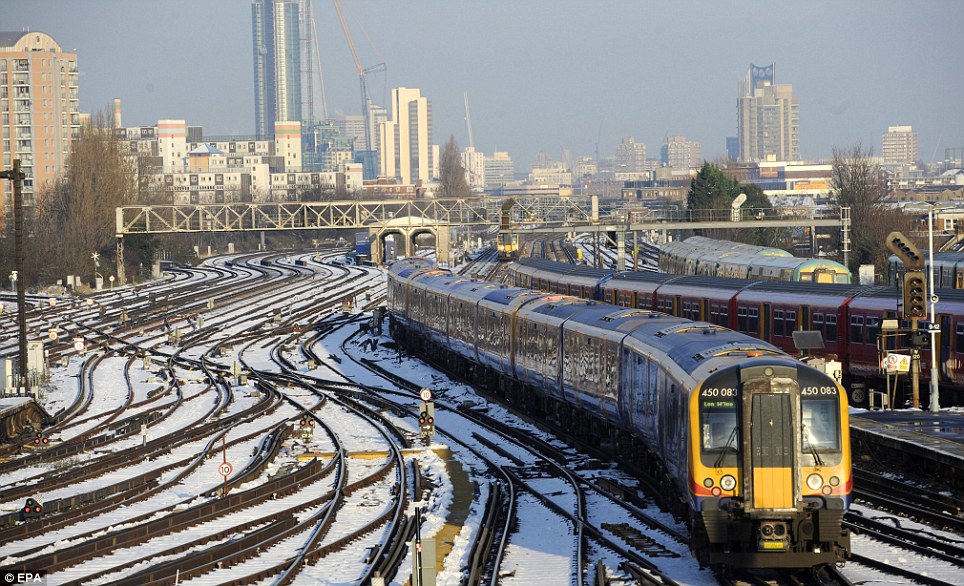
[0,160,29,395]
[927,208,940,414]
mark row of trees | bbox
[0,111,151,289]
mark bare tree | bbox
[831,144,916,275]
[34,109,138,285]
[436,135,471,198]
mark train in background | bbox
[660,236,852,284]
[888,251,964,289]
[508,258,964,407]
[387,257,852,568]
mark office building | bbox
[484,151,514,188]
[461,146,485,190]
[737,63,799,162]
[615,137,648,174]
[378,87,433,185]
[661,135,702,170]
[0,31,80,220]
[252,0,302,139]
[882,125,919,167]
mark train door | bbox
[750,393,794,508]
[674,295,682,317]
[940,313,952,379]
[700,298,709,322]
[799,305,810,334]
[762,303,772,342]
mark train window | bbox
[738,307,748,332]
[801,398,840,455]
[826,314,838,342]
[700,396,738,467]
[956,324,964,353]
[710,304,726,326]
[683,301,697,321]
[747,307,759,334]
[850,315,864,345]
[866,317,880,346]
[786,310,796,334]
[774,309,785,337]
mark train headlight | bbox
[703,478,714,488]
[720,475,736,491]
[806,473,824,491]
[829,476,840,487]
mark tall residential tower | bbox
[378,87,433,185]
[252,0,302,139]
[0,31,80,222]
[737,63,799,162]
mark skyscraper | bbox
[882,126,919,167]
[0,31,80,219]
[614,137,648,175]
[378,87,433,185]
[737,63,799,162]
[661,135,702,170]
[252,0,302,139]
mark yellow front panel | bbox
[753,467,792,509]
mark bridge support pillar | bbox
[116,235,125,285]
[616,230,625,271]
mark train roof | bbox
[388,257,436,279]
[680,236,794,257]
[563,304,677,338]
[515,257,614,278]
[624,320,784,373]
[481,284,537,306]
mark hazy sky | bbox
[6,0,964,169]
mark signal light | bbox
[33,433,48,446]
[22,498,43,520]
[886,231,924,270]
[902,270,927,318]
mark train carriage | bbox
[511,295,590,395]
[476,286,536,374]
[661,237,852,284]
[599,269,678,309]
[888,251,964,290]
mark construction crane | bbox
[463,91,475,150]
[332,0,382,153]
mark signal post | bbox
[886,232,927,408]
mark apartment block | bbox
[0,31,80,220]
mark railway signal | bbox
[902,270,927,318]
[418,401,435,437]
[22,497,43,520]
[886,231,924,270]
[33,432,49,446]
[298,414,314,440]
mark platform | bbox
[849,408,964,490]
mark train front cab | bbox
[688,362,851,568]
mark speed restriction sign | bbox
[419,387,432,401]
[218,462,233,477]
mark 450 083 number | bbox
[701,387,737,397]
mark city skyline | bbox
[5,0,964,170]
